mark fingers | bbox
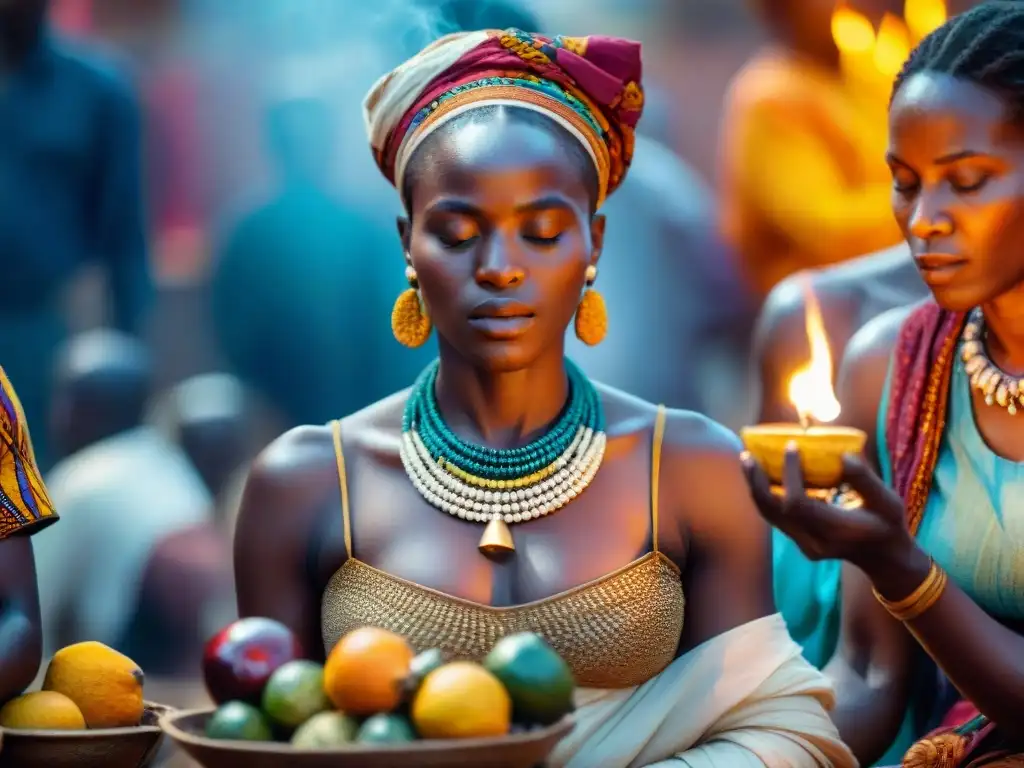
[782,442,806,504]
[840,453,893,512]
[740,451,783,520]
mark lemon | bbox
[411,662,511,739]
[0,691,86,730]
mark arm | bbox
[0,536,43,706]
[665,412,853,766]
[864,512,1024,734]
[667,413,775,653]
[92,73,152,335]
[750,276,816,424]
[731,99,900,266]
[823,307,917,764]
[233,426,339,662]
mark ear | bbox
[396,217,412,263]
[589,214,606,267]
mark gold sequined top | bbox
[321,407,685,689]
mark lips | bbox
[914,253,969,286]
[468,300,536,339]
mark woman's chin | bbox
[929,283,987,313]
[465,342,542,374]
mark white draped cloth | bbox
[552,614,858,768]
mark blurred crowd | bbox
[0,0,963,731]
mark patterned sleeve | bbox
[0,366,57,539]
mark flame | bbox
[874,13,911,77]
[832,5,876,54]
[904,0,947,43]
[787,280,841,425]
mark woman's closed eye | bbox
[949,169,991,194]
[433,220,480,250]
[891,168,920,195]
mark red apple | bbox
[203,617,303,705]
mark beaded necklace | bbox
[400,359,606,555]
[961,307,1024,415]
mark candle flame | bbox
[787,279,842,425]
[832,5,876,54]
[874,13,911,77]
[904,0,947,44]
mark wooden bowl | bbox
[740,424,867,488]
[160,708,574,768]
[0,701,170,768]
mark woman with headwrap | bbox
[0,365,58,707]
[233,29,855,767]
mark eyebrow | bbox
[886,149,987,167]
[426,196,574,216]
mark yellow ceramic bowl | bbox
[740,424,867,488]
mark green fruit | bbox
[290,711,359,749]
[261,660,331,730]
[483,633,574,725]
[205,701,273,742]
[403,649,445,699]
[357,713,417,744]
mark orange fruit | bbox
[323,627,414,715]
[411,662,511,739]
[0,691,86,730]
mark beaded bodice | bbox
[320,409,686,690]
[321,552,684,689]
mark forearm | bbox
[869,543,1024,730]
[825,656,907,765]
[0,606,42,706]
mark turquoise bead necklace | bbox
[399,359,607,554]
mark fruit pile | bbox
[202,617,575,749]
[0,642,146,731]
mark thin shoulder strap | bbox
[651,405,667,554]
[331,419,353,559]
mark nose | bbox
[474,234,525,290]
[908,190,955,242]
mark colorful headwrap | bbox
[363,29,645,209]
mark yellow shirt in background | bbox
[718,50,903,296]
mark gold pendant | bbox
[479,517,515,554]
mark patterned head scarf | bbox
[0,366,57,540]
[364,29,645,209]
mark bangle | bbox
[872,559,948,622]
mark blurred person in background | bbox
[209,95,412,427]
[0,367,59,706]
[151,373,253,535]
[748,0,978,710]
[751,243,926,681]
[718,0,909,298]
[0,0,152,471]
[33,331,230,676]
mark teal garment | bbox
[772,530,841,669]
[908,353,1024,618]
[875,344,1024,763]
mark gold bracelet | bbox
[872,559,948,622]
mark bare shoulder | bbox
[239,389,411,529]
[837,302,920,463]
[842,302,915,372]
[599,387,755,543]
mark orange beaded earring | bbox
[574,265,607,346]
[391,265,432,348]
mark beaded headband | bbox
[393,76,612,205]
